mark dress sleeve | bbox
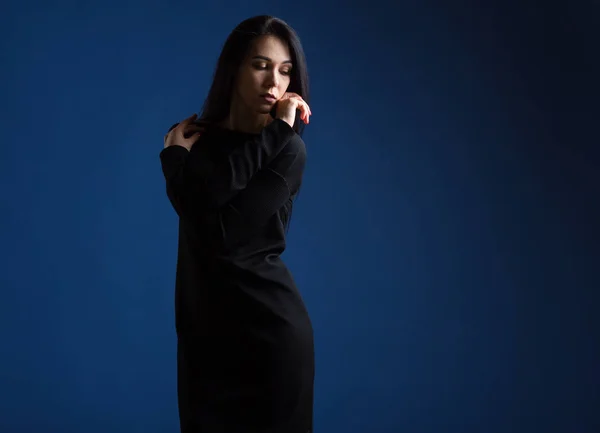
[217,135,306,239]
[159,118,296,218]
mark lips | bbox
[260,93,277,102]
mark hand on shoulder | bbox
[164,114,205,151]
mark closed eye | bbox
[252,55,293,76]
[253,63,292,77]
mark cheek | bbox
[244,72,266,96]
[280,77,291,92]
[237,73,257,99]
[254,72,267,88]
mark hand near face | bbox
[276,92,311,128]
[164,114,204,151]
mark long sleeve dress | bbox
[159,118,315,433]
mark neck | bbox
[221,95,272,134]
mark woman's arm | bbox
[192,136,306,250]
[159,118,296,219]
[217,136,306,237]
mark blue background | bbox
[1,1,598,432]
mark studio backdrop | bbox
[1,1,598,432]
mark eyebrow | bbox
[252,55,293,65]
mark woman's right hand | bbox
[164,113,204,151]
[276,93,311,128]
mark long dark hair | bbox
[198,15,310,137]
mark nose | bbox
[265,70,279,88]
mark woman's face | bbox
[234,35,293,115]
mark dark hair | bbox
[198,15,310,137]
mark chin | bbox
[256,106,272,115]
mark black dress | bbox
[159,119,314,433]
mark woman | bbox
[159,15,314,433]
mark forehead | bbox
[248,35,291,62]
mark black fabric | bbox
[160,119,314,433]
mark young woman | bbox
[159,15,314,433]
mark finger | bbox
[301,101,310,118]
[189,132,202,143]
[293,95,311,115]
[184,125,205,138]
[181,113,198,127]
[290,93,308,106]
[184,124,205,134]
[299,106,308,124]
[297,99,310,115]
[181,133,202,151]
[284,92,303,102]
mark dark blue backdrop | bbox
[1,1,598,432]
